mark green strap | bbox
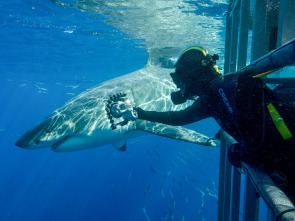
[267,103,292,140]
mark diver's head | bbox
[170,46,221,105]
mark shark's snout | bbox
[15,134,42,149]
[15,137,31,148]
[15,118,53,149]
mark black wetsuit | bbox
[137,71,295,169]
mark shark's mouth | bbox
[51,135,73,150]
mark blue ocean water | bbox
[0,0,226,220]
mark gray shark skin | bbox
[15,65,220,152]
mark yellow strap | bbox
[181,46,207,57]
[253,68,282,78]
[267,103,292,140]
[213,64,221,75]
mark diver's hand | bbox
[120,99,138,121]
[122,109,138,121]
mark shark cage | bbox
[218,0,295,220]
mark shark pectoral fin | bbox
[112,140,127,151]
[135,120,220,147]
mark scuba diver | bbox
[110,41,295,194]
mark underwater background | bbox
[0,0,230,220]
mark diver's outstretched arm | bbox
[136,98,210,126]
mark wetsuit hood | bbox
[170,46,221,104]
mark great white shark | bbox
[15,0,225,152]
[15,64,220,152]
